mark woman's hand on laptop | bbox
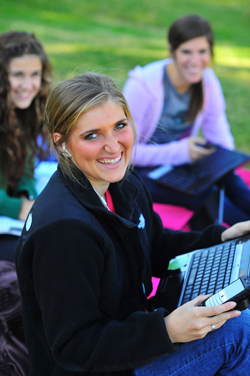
[164,295,241,344]
[189,136,216,162]
[221,220,250,242]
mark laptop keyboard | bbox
[158,148,250,195]
[181,241,236,305]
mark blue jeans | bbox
[223,171,250,225]
[135,168,250,226]
[133,310,250,376]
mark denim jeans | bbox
[133,310,250,376]
[223,171,250,225]
[135,168,250,226]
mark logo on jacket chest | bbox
[25,213,32,231]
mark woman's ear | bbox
[168,44,174,58]
[53,133,72,157]
[53,132,62,147]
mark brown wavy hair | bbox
[167,14,214,123]
[0,31,52,192]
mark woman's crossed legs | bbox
[134,309,250,376]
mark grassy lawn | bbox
[1,0,250,152]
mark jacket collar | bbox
[57,164,140,223]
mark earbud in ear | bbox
[62,142,72,158]
[62,142,67,152]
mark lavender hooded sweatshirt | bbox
[123,58,234,167]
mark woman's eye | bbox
[115,122,127,130]
[12,72,23,77]
[85,133,97,140]
[32,71,42,77]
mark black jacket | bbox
[15,166,225,375]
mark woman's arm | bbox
[201,68,234,150]
[150,212,250,278]
[165,295,240,343]
[221,220,250,242]
[132,138,192,167]
[18,196,35,221]
[27,221,177,373]
[0,189,34,221]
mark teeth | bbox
[188,68,200,73]
[17,93,30,98]
[99,155,121,165]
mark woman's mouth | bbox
[15,92,35,102]
[98,153,122,165]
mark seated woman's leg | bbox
[134,167,213,210]
[223,196,250,226]
[133,310,250,376]
[223,171,250,224]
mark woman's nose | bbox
[104,135,120,153]
[190,53,200,65]
[21,77,33,90]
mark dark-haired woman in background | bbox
[0,30,52,260]
[123,14,250,227]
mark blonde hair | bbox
[44,72,137,181]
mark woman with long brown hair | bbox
[0,30,52,260]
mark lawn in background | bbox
[0,0,249,152]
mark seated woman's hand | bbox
[188,136,216,163]
[164,295,240,343]
[221,220,250,242]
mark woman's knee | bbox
[216,309,250,345]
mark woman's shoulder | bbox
[203,67,221,85]
[128,58,171,82]
[32,173,82,220]
[22,175,94,243]
[124,58,171,100]
[203,67,225,100]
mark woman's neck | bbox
[91,182,109,198]
[91,184,110,211]
[166,63,191,93]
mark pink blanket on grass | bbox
[150,167,250,298]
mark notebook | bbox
[0,216,24,236]
[146,147,250,196]
[156,234,250,310]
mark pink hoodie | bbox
[123,58,234,167]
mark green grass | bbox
[1,0,250,152]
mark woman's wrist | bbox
[19,198,34,221]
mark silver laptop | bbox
[156,235,250,309]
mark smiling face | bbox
[56,101,134,194]
[8,54,42,109]
[171,36,211,90]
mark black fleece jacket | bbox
[15,166,226,376]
